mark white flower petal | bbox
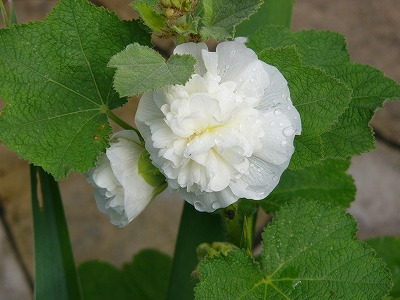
[174,42,208,75]
[230,156,289,200]
[216,41,258,83]
[181,187,238,212]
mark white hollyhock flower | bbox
[135,40,301,212]
[87,130,166,227]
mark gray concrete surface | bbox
[0,0,399,298]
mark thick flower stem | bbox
[167,202,224,300]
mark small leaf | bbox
[195,200,392,299]
[261,158,356,212]
[199,0,263,40]
[108,43,196,97]
[78,249,172,300]
[0,0,151,179]
[367,237,400,298]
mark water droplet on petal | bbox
[270,121,276,126]
[194,201,205,211]
[225,65,230,70]
[209,172,215,178]
[286,105,292,110]
[231,50,236,55]
[234,173,241,179]
[250,78,254,82]
[279,122,284,127]
[281,94,285,98]
[274,109,282,115]
[212,202,220,210]
[250,163,255,168]
[283,127,295,137]
[272,175,278,181]
[252,67,256,71]
[281,140,288,147]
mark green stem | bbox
[0,0,11,28]
[167,202,224,300]
[107,110,144,142]
[242,212,256,255]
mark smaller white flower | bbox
[87,130,166,227]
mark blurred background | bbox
[0,0,399,298]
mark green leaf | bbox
[258,47,352,169]
[31,165,82,300]
[195,200,392,299]
[108,43,196,97]
[0,0,151,179]
[79,249,172,300]
[367,237,400,298]
[261,159,356,212]
[199,0,263,40]
[321,64,400,158]
[167,202,225,300]
[249,26,400,159]
[235,0,294,36]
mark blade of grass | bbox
[235,0,295,36]
[31,165,83,300]
[10,0,17,25]
[166,202,224,300]
[0,0,10,28]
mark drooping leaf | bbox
[79,249,172,300]
[0,0,151,179]
[195,200,392,299]
[199,0,263,40]
[31,165,82,300]
[258,47,352,169]
[261,158,356,212]
[367,237,400,298]
[108,43,196,97]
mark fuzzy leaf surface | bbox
[108,43,196,97]
[195,201,392,299]
[249,26,400,159]
[367,237,400,298]
[200,0,263,39]
[258,47,351,169]
[79,249,172,300]
[261,159,355,212]
[0,0,151,179]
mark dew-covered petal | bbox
[216,41,258,83]
[174,42,208,75]
[230,156,289,200]
[255,110,296,165]
[181,187,238,212]
[257,64,302,134]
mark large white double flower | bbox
[135,40,301,212]
[88,40,301,226]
